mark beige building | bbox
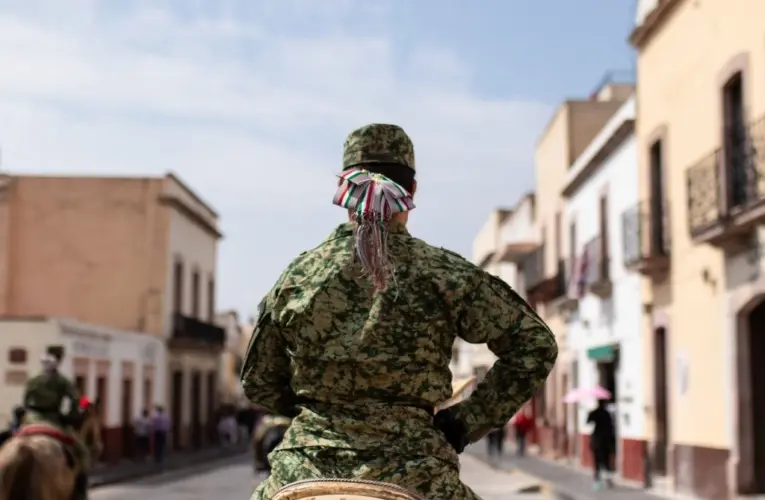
[632,0,765,497]
[526,80,631,458]
[0,172,224,451]
[0,317,166,463]
[215,310,246,404]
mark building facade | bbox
[0,172,225,451]
[560,96,646,481]
[0,317,166,463]
[525,83,631,458]
[632,0,765,497]
[215,310,245,404]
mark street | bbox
[92,456,261,500]
[91,453,548,500]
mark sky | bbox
[0,0,636,319]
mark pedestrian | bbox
[587,399,616,490]
[512,411,533,457]
[152,405,170,463]
[241,123,558,500]
[486,427,506,465]
[133,408,152,461]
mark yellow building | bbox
[631,0,765,497]
[526,80,632,458]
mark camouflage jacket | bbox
[241,222,557,464]
[23,372,80,427]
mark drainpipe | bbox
[643,440,653,489]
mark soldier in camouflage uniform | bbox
[23,345,91,500]
[241,123,558,500]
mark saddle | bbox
[17,423,78,468]
[272,479,426,500]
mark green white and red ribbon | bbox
[332,168,415,220]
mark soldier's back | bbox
[271,222,482,462]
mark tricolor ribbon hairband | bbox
[332,168,415,220]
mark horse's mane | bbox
[0,435,74,500]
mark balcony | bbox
[622,199,670,280]
[169,313,226,350]
[584,235,612,298]
[523,244,565,303]
[686,115,765,250]
[495,241,539,264]
[555,258,578,316]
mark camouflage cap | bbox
[342,123,415,171]
[46,344,65,361]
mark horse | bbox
[0,425,79,500]
[252,414,290,472]
[75,401,103,461]
[0,403,102,500]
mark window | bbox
[191,269,200,318]
[173,257,184,314]
[599,193,609,252]
[143,378,153,411]
[722,72,746,207]
[96,376,107,420]
[207,277,215,321]
[75,376,86,396]
[7,348,27,364]
[649,139,666,254]
[568,220,577,264]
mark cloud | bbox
[0,0,552,315]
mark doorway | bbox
[596,349,619,470]
[121,378,133,459]
[191,371,202,449]
[171,371,183,450]
[654,327,669,475]
[740,300,765,493]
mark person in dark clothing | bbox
[486,426,506,464]
[587,399,615,490]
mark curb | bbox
[90,445,249,488]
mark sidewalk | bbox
[459,453,552,500]
[90,443,249,487]
[466,442,663,500]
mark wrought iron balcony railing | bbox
[621,199,670,273]
[171,313,226,347]
[686,148,723,236]
[726,117,765,210]
[686,115,765,240]
[523,244,546,292]
[583,235,609,284]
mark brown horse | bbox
[0,425,78,500]
[0,404,102,500]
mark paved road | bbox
[92,455,263,500]
[92,453,547,499]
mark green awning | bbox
[587,344,616,362]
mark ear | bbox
[410,180,417,197]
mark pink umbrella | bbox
[562,386,612,404]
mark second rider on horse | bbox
[23,345,92,500]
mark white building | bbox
[560,96,647,481]
[495,193,538,297]
[0,316,167,463]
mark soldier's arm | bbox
[449,272,557,442]
[22,376,39,406]
[240,295,298,418]
[62,376,80,404]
